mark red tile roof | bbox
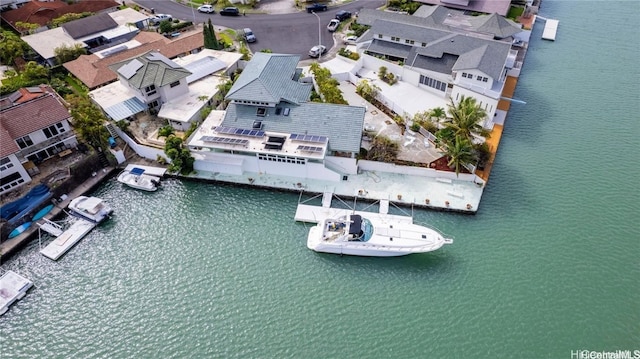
[64,30,205,89]
[0,94,72,157]
[1,0,119,30]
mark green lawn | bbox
[507,6,525,20]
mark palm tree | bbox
[445,96,486,143]
[444,136,475,176]
[429,107,446,125]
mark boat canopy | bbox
[348,215,362,236]
[130,167,145,176]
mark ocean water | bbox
[1,1,638,358]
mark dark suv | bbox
[335,10,352,21]
[220,7,240,16]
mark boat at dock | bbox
[307,213,453,257]
[117,167,161,192]
[68,196,112,223]
[0,270,34,316]
[39,218,97,261]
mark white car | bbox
[197,5,215,13]
[343,35,358,45]
[327,19,340,32]
[150,14,172,25]
[309,45,327,58]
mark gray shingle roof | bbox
[360,8,513,80]
[62,13,117,39]
[109,52,191,89]
[222,102,365,153]
[358,5,521,39]
[226,53,311,105]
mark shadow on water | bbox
[310,248,457,278]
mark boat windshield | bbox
[348,216,373,242]
[360,218,373,241]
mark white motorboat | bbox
[117,167,161,192]
[307,213,452,257]
[68,196,113,223]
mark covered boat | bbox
[68,196,112,223]
[117,167,160,192]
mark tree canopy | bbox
[0,30,29,66]
[54,43,87,65]
[203,19,220,50]
[65,94,111,150]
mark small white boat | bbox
[117,167,160,192]
[307,213,452,257]
[68,196,113,224]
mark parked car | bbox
[308,44,327,58]
[327,19,340,32]
[220,7,240,16]
[335,10,352,21]
[343,35,358,45]
[197,5,215,13]
[306,3,328,13]
[243,28,256,43]
[150,14,172,25]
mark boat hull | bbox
[306,216,452,257]
[117,171,159,192]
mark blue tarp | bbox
[1,184,52,225]
[130,167,145,176]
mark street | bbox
[133,0,384,59]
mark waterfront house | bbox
[351,6,522,133]
[0,88,78,195]
[187,53,366,181]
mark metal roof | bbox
[103,97,146,121]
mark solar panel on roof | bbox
[118,59,143,79]
[215,126,264,138]
[297,145,324,153]
[200,136,249,146]
[290,134,328,143]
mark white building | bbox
[187,53,366,181]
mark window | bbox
[16,135,33,149]
[405,39,414,45]
[461,72,468,78]
[477,75,482,81]
[256,107,267,116]
[482,77,488,82]
[0,171,25,191]
[391,36,400,42]
[43,123,66,139]
[378,34,383,39]
[419,75,446,92]
[421,42,426,47]
[0,157,14,171]
[169,81,180,88]
[145,84,156,96]
[149,100,159,108]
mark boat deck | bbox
[0,270,34,316]
[39,219,97,260]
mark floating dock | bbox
[541,18,559,40]
[39,219,97,260]
[0,270,34,316]
[295,192,413,224]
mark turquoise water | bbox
[2,2,639,357]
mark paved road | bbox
[134,0,384,59]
